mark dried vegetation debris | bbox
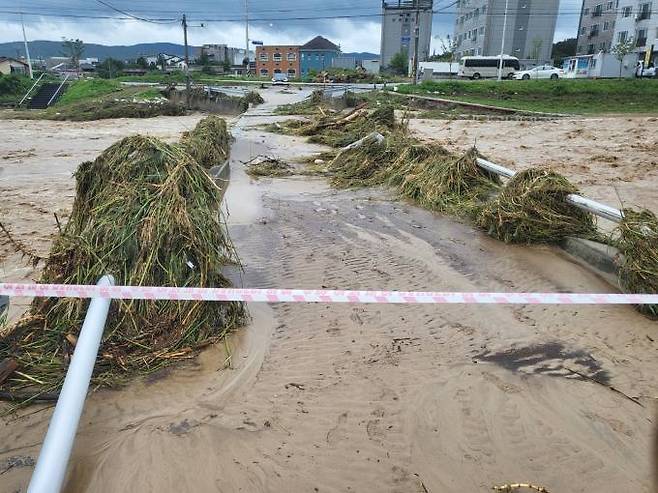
[0,116,246,403]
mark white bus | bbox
[458,56,520,80]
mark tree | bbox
[222,59,231,72]
[438,35,458,77]
[611,38,635,78]
[551,37,577,66]
[135,56,148,69]
[157,54,167,71]
[96,58,124,78]
[61,38,85,72]
[389,50,409,76]
[529,37,543,64]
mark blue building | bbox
[300,36,340,76]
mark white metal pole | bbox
[27,275,115,493]
[498,0,510,81]
[245,0,249,74]
[20,13,34,79]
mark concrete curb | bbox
[562,237,620,287]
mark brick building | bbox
[255,45,300,79]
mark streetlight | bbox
[497,0,510,81]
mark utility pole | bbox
[20,13,33,79]
[412,0,421,84]
[497,0,510,81]
[182,14,191,109]
[244,0,250,76]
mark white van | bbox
[458,56,520,79]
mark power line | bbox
[95,0,179,23]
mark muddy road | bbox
[1,89,657,492]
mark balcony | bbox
[636,12,651,21]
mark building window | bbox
[603,21,610,30]
[273,68,281,74]
[273,53,282,62]
[618,30,628,42]
[606,1,613,8]
[258,53,268,61]
[580,27,586,35]
[592,4,603,16]
[638,3,652,20]
[622,6,632,17]
[637,28,648,46]
[287,52,296,61]
[287,69,296,77]
[259,68,268,76]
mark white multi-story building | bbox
[453,0,559,63]
[576,0,619,54]
[612,0,657,66]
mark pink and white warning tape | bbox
[0,283,656,305]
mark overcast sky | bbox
[1,0,583,52]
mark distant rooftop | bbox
[382,0,433,9]
[301,36,340,52]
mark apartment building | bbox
[380,0,433,68]
[453,0,559,63]
[612,0,657,65]
[576,1,619,54]
[255,45,300,79]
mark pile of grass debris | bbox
[324,131,499,216]
[270,104,397,148]
[614,209,658,317]
[46,98,185,121]
[477,169,598,243]
[180,115,230,169]
[245,156,293,178]
[0,129,246,401]
[243,91,265,106]
[275,89,329,115]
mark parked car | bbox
[514,65,564,80]
[271,73,289,85]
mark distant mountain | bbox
[0,41,378,62]
[342,52,379,60]
[0,41,194,61]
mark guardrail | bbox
[27,275,114,493]
[17,72,46,107]
[475,157,624,223]
[46,73,70,108]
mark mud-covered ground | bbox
[1,90,656,492]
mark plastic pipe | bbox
[27,274,115,493]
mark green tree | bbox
[389,50,409,76]
[611,38,635,78]
[157,54,167,71]
[438,35,458,77]
[61,38,85,72]
[96,58,124,78]
[222,59,231,72]
[551,37,577,66]
[135,56,148,69]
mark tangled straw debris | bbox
[614,208,658,317]
[180,115,230,169]
[245,155,294,178]
[0,126,246,401]
[477,169,598,244]
[243,90,265,106]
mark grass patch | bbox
[56,79,122,105]
[395,79,658,114]
[0,74,34,105]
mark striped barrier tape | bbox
[0,283,656,305]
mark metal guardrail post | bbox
[46,74,70,108]
[18,72,46,107]
[27,274,115,493]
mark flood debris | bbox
[180,115,230,169]
[243,91,265,106]
[245,155,294,178]
[614,208,658,317]
[477,169,599,244]
[0,118,247,402]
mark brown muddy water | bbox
[1,88,657,492]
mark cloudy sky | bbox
[1,0,583,52]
